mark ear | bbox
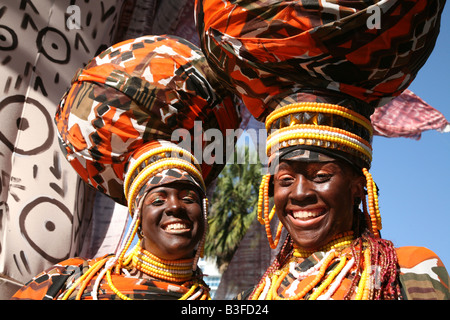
[351,174,366,202]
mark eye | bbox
[275,174,295,187]
[312,172,333,183]
[146,193,166,206]
[151,196,165,206]
[181,190,199,203]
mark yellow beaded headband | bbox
[123,145,205,213]
[265,102,373,169]
[258,102,382,249]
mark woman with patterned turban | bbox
[196,0,449,299]
[11,35,240,300]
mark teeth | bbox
[165,223,189,231]
[292,211,320,219]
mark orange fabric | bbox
[397,246,444,269]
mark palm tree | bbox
[204,146,263,272]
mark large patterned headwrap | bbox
[196,0,444,242]
[55,35,240,209]
[196,0,444,170]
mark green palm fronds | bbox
[204,146,263,271]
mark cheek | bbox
[189,204,205,231]
[320,176,354,202]
[141,206,161,233]
[323,182,355,224]
[273,185,289,208]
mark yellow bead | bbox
[266,102,372,134]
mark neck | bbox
[130,244,195,283]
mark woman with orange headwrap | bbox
[196,0,449,299]
[11,35,240,300]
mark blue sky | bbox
[370,4,450,269]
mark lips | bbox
[291,209,325,220]
[162,220,192,234]
[286,207,327,227]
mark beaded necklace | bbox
[131,246,194,283]
[250,232,376,300]
[107,242,211,300]
[60,242,210,300]
[293,231,355,258]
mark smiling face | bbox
[140,181,205,260]
[273,159,364,251]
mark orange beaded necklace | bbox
[130,245,194,283]
[106,241,211,300]
[293,231,355,258]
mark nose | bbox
[290,175,315,203]
[164,195,185,215]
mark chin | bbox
[292,229,330,251]
[164,244,196,260]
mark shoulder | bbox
[396,246,445,266]
[396,246,449,300]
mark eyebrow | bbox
[147,186,200,196]
[147,188,167,194]
[276,161,293,171]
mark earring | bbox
[138,226,145,238]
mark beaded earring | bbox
[257,174,283,249]
[362,168,382,238]
[192,197,209,271]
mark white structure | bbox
[198,257,222,299]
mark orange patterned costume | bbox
[12,255,200,300]
[55,34,240,206]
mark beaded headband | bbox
[124,142,206,215]
[265,102,373,170]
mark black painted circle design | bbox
[0,25,18,51]
[0,95,54,155]
[19,197,73,264]
[36,27,70,64]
